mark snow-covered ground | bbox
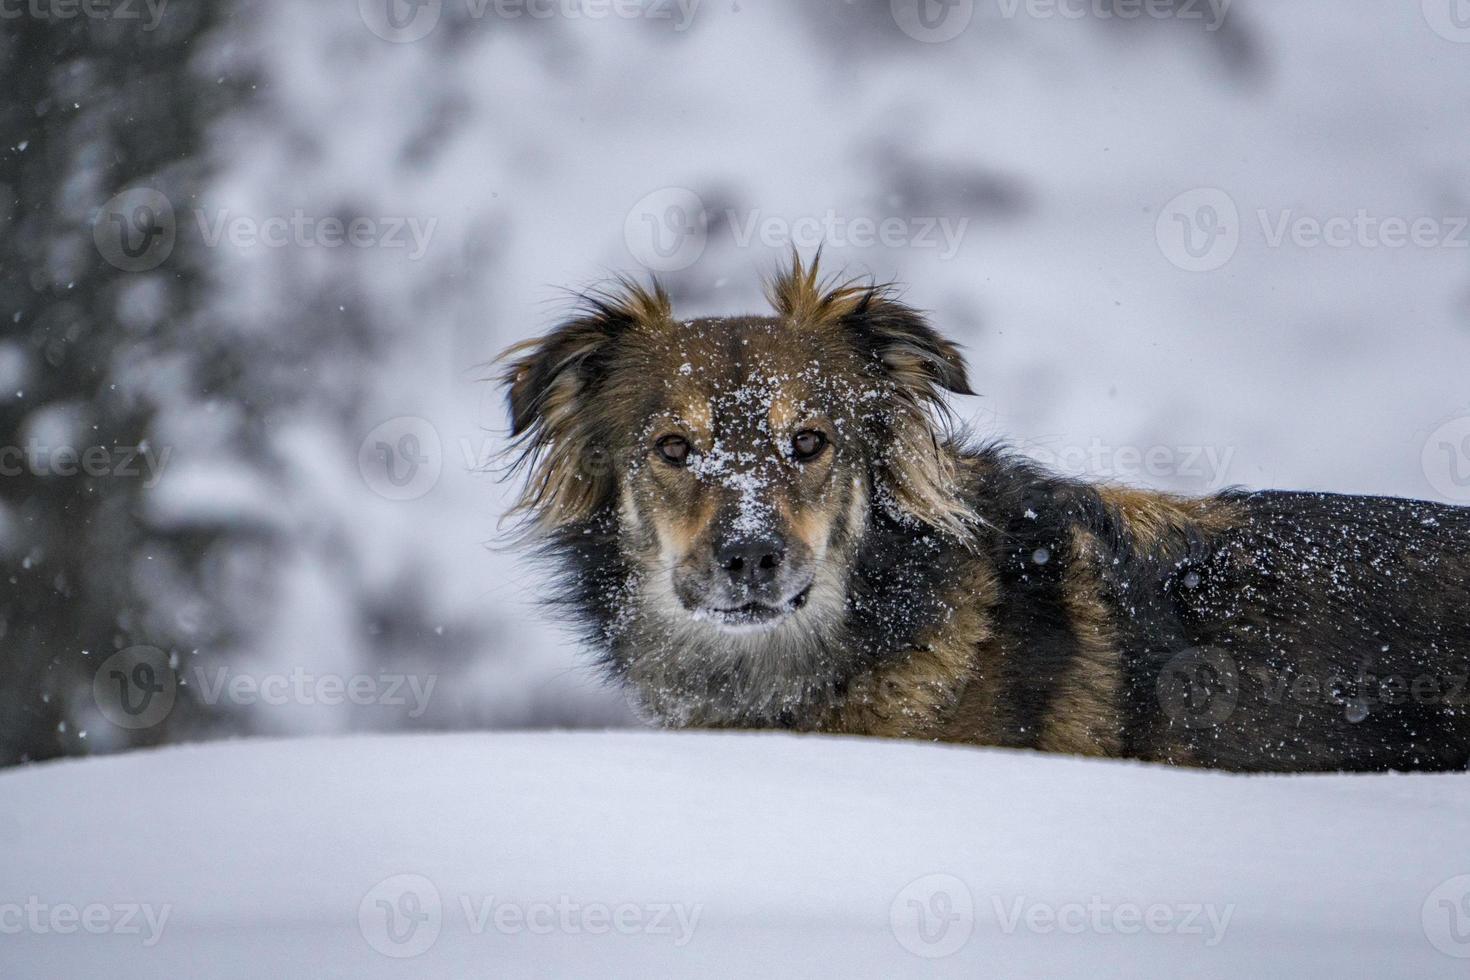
[3,732,1468,978]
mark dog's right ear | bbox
[499,278,671,531]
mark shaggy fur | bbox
[500,256,1470,772]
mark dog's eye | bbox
[655,435,691,466]
[791,429,828,462]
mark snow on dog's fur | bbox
[500,256,1470,772]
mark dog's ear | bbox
[843,290,979,540]
[499,278,671,531]
[838,288,974,403]
[767,251,973,403]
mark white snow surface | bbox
[3,731,1468,978]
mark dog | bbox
[499,256,1470,772]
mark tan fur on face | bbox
[767,390,801,437]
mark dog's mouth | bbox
[699,583,812,630]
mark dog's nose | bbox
[715,536,785,588]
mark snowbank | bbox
[2,732,1467,977]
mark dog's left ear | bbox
[837,288,980,541]
[839,288,974,403]
[767,254,973,403]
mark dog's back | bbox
[1141,488,1470,771]
[943,456,1470,772]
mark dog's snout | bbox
[715,536,785,587]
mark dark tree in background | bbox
[0,1,257,765]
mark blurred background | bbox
[3,0,1469,766]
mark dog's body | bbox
[502,259,1470,772]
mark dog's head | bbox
[500,257,975,644]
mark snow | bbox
[3,732,1468,978]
